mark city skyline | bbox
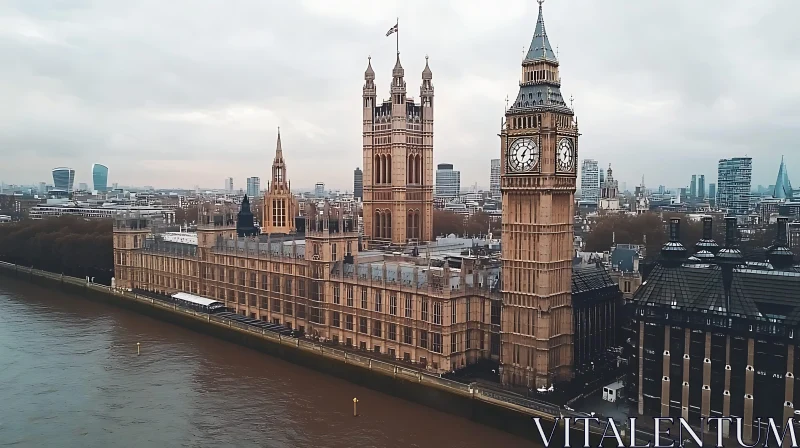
[1,0,797,190]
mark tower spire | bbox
[275,127,283,160]
[526,0,557,63]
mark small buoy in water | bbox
[137,342,141,355]
[353,397,359,417]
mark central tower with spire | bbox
[262,129,298,235]
[362,50,434,246]
[499,0,579,388]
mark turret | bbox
[363,56,376,115]
[420,55,434,108]
[391,53,406,107]
[236,195,258,237]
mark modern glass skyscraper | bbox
[435,163,460,199]
[52,167,76,193]
[580,159,600,204]
[246,177,260,198]
[708,183,716,206]
[717,157,752,216]
[353,168,363,200]
[490,159,501,200]
[92,163,109,192]
[690,175,697,198]
[698,174,706,200]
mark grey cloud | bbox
[1,0,798,191]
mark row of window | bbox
[331,285,467,324]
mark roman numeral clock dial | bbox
[507,137,539,173]
[557,137,575,172]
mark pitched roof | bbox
[525,3,558,64]
[572,265,618,294]
[633,262,800,322]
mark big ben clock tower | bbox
[499,0,578,388]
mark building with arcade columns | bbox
[113,3,620,385]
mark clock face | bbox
[557,138,574,172]
[507,137,539,173]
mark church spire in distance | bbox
[274,127,284,163]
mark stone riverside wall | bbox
[1,262,619,445]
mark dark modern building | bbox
[572,265,624,382]
[353,167,363,200]
[628,217,799,442]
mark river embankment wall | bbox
[1,262,610,445]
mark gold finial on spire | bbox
[505,95,509,111]
[569,95,574,110]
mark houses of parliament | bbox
[113,2,621,388]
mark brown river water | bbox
[0,278,534,448]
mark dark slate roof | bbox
[525,4,558,64]
[632,261,800,322]
[509,83,571,114]
[632,263,694,307]
[572,265,617,294]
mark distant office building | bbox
[698,174,706,201]
[225,177,234,193]
[92,163,109,192]
[38,182,46,195]
[78,183,88,191]
[246,177,260,198]
[490,159,501,200]
[580,159,600,204]
[435,163,460,199]
[314,182,325,197]
[353,168,363,200]
[690,174,697,198]
[52,167,76,193]
[717,157,752,216]
[708,183,716,206]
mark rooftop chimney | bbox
[767,217,794,269]
[660,218,687,266]
[694,217,719,262]
[715,217,743,312]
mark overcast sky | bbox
[1,0,798,192]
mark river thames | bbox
[0,278,533,448]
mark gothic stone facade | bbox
[499,2,579,388]
[113,214,502,374]
[361,54,434,246]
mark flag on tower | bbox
[386,23,398,37]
